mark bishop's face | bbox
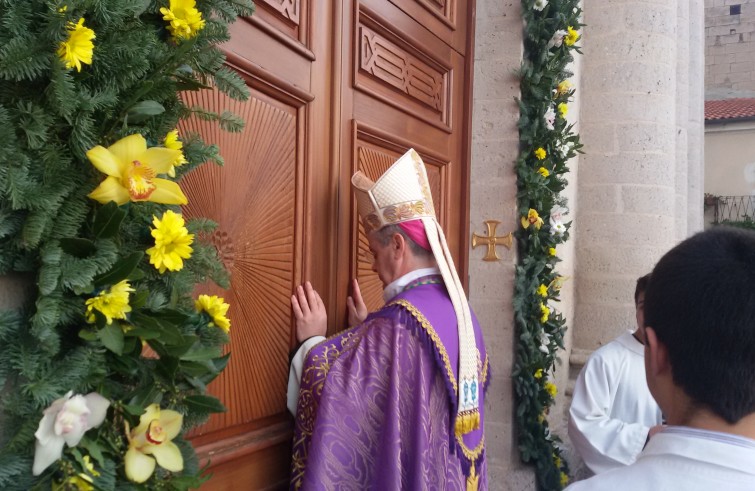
[367,231,400,287]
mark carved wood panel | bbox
[178,87,297,435]
[260,0,300,25]
[355,14,451,131]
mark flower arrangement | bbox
[0,0,254,489]
[515,0,583,489]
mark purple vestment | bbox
[290,276,489,490]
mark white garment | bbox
[568,331,662,474]
[565,427,755,491]
[286,267,441,415]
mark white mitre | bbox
[351,148,481,436]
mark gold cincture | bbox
[472,220,513,261]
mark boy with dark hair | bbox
[568,273,663,476]
[567,227,755,490]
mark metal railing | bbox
[712,195,755,224]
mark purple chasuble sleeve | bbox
[290,282,489,491]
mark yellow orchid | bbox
[124,404,183,483]
[163,129,187,177]
[556,80,572,96]
[57,18,95,72]
[521,209,544,230]
[52,455,99,491]
[557,102,568,118]
[87,134,186,205]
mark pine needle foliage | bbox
[515,1,584,490]
[0,0,254,489]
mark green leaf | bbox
[59,238,97,258]
[78,329,97,341]
[97,323,124,355]
[179,344,222,361]
[93,252,143,287]
[183,395,226,413]
[78,437,106,467]
[125,101,165,123]
[93,201,127,239]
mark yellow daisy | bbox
[85,280,133,324]
[195,294,231,333]
[146,210,194,273]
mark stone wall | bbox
[705,0,755,98]
[469,0,537,488]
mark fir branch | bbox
[213,65,250,101]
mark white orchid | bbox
[549,206,568,236]
[534,0,548,11]
[557,140,575,158]
[539,331,552,353]
[544,105,556,130]
[547,30,568,49]
[33,391,110,475]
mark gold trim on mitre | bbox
[352,149,436,233]
[351,148,481,437]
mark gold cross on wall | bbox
[472,220,512,262]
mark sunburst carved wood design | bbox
[178,88,296,435]
[355,145,443,312]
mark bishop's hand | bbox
[346,278,368,327]
[291,281,327,343]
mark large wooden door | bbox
[180,1,475,488]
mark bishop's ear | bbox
[644,326,670,377]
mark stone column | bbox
[688,0,706,233]
[677,0,691,240]
[572,0,679,354]
[469,0,536,487]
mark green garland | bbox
[0,0,254,489]
[514,1,583,489]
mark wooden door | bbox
[334,0,474,317]
[179,0,475,489]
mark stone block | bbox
[575,244,667,276]
[578,184,621,213]
[579,122,617,154]
[573,304,637,349]
[582,61,674,95]
[472,99,520,142]
[588,33,676,64]
[471,140,519,182]
[625,3,677,38]
[468,258,517,299]
[476,0,521,20]
[621,184,676,214]
[576,212,676,247]
[474,59,521,99]
[714,53,737,64]
[730,61,755,72]
[724,41,754,52]
[706,44,727,56]
[711,62,731,74]
[475,17,524,61]
[616,122,675,153]
[579,152,675,187]
[581,92,675,125]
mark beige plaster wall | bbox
[705,121,755,196]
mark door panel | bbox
[181,0,474,488]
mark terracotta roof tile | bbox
[705,98,755,121]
